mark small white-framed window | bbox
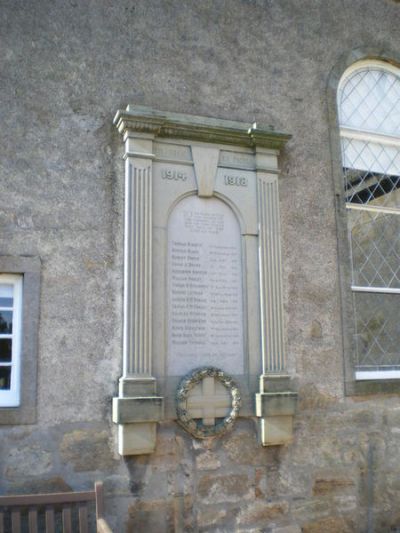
[0,274,23,406]
[337,60,400,380]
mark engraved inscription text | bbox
[168,196,244,376]
[224,175,248,187]
[162,169,188,181]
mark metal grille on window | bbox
[338,64,400,379]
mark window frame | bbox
[0,274,23,407]
[0,256,41,423]
[338,60,400,381]
[327,49,400,395]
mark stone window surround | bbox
[327,47,400,395]
[0,256,41,424]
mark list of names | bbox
[168,196,244,375]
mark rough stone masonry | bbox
[1,0,400,531]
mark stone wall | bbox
[1,0,400,531]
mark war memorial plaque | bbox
[113,106,296,454]
[167,195,244,376]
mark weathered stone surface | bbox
[167,462,195,501]
[140,469,169,500]
[126,499,174,533]
[383,406,400,427]
[309,319,322,339]
[59,429,115,472]
[102,474,131,496]
[195,450,221,470]
[126,496,194,533]
[5,445,53,479]
[192,436,219,451]
[236,500,289,527]
[196,506,227,528]
[4,428,32,442]
[255,467,267,499]
[332,495,357,513]
[272,526,302,533]
[348,409,376,427]
[197,474,252,504]
[8,476,72,494]
[134,430,181,470]
[298,384,337,411]
[312,476,355,495]
[223,430,275,465]
[301,516,355,533]
[291,498,332,523]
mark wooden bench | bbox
[0,481,112,533]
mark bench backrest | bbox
[0,481,111,533]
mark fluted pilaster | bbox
[124,161,152,376]
[257,174,285,374]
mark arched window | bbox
[338,60,400,379]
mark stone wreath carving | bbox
[176,366,241,439]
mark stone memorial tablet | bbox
[168,195,244,376]
[113,106,295,454]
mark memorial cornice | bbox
[114,105,291,150]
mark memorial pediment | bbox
[114,105,290,149]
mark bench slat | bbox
[79,504,88,533]
[62,506,72,533]
[11,509,21,533]
[28,508,38,533]
[95,481,104,520]
[0,482,112,532]
[45,507,55,533]
[0,490,95,507]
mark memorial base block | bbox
[113,377,164,455]
[256,375,297,446]
[112,397,163,424]
[117,422,158,456]
[258,415,294,446]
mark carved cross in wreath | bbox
[176,367,241,439]
[186,376,231,426]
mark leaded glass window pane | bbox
[338,62,400,378]
[0,339,12,362]
[349,210,400,289]
[354,292,400,370]
[339,69,400,135]
[342,139,400,206]
[0,367,11,390]
[0,285,13,308]
[0,311,12,334]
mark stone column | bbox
[254,144,297,446]
[112,127,163,456]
